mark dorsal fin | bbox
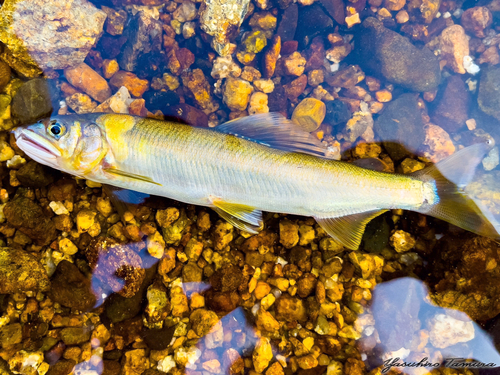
[215,113,335,159]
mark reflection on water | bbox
[1,0,500,373]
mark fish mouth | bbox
[14,128,62,165]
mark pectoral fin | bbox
[103,167,162,186]
[315,210,387,250]
[210,198,263,234]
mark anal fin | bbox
[315,210,387,250]
[210,198,263,234]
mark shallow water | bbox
[1,0,500,374]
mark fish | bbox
[13,112,500,250]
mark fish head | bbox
[13,115,108,176]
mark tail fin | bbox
[413,141,500,239]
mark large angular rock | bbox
[0,0,106,76]
[356,17,441,92]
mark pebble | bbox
[95,86,133,114]
[345,111,373,143]
[102,59,120,79]
[182,69,219,114]
[482,146,499,171]
[199,0,251,55]
[421,124,455,163]
[396,9,409,23]
[8,351,45,375]
[461,6,492,38]
[253,337,273,373]
[50,201,70,216]
[368,90,388,105]
[65,63,111,103]
[292,98,326,132]
[109,71,149,98]
[102,6,127,36]
[440,25,469,74]
[182,22,196,39]
[254,79,274,94]
[427,313,474,348]
[256,307,280,332]
[264,35,281,78]
[390,230,416,252]
[173,1,197,22]
[241,66,262,82]
[283,52,307,76]
[243,30,268,53]
[248,92,269,115]
[66,93,97,114]
[326,45,352,63]
[0,140,14,162]
[76,209,97,233]
[275,295,307,321]
[6,154,25,169]
[147,231,165,259]
[308,70,325,87]
[399,158,425,174]
[249,12,277,32]
[223,77,253,111]
[211,56,242,79]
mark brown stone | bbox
[283,74,307,101]
[4,197,56,246]
[129,99,148,116]
[275,294,307,322]
[461,6,492,38]
[384,0,405,10]
[170,103,209,127]
[182,69,219,113]
[64,63,111,103]
[264,35,281,78]
[440,25,469,74]
[109,71,149,97]
[326,65,365,88]
[304,37,326,72]
[102,59,120,79]
[432,75,469,133]
[168,48,195,75]
[102,6,127,36]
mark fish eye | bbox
[48,120,65,138]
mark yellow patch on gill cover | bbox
[97,114,137,162]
